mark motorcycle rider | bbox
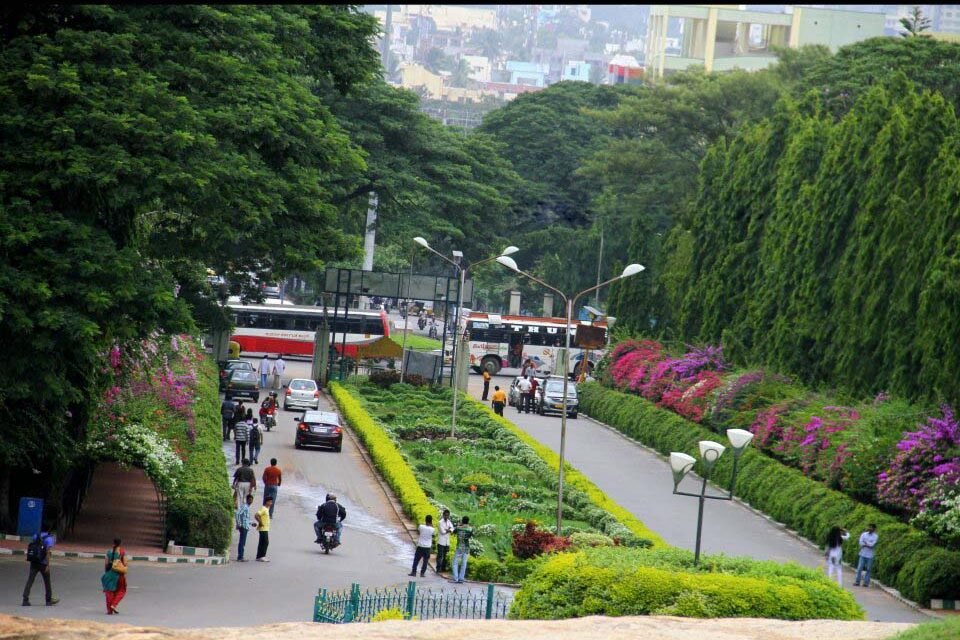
[259,392,278,430]
[314,494,346,545]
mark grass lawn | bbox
[390,333,441,351]
[886,616,960,640]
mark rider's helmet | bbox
[269,391,277,398]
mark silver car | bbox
[283,378,320,411]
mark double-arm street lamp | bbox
[496,256,645,534]
[413,237,519,438]
[669,428,755,565]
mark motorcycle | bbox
[315,522,340,554]
[259,402,277,432]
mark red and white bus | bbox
[229,303,390,358]
[463,312,608,377]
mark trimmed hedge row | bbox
[466,395,667,548]
[580,382,960,605]
[510,547,864,620]
[165,358,233,553]
[329,382,434,527]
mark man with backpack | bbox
[22,531,58,606]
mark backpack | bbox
[26,535,46,564]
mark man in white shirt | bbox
[272,356,286,390]
[516,376,532,414]
[853,524,879,587]
[409,515,435,578]
[258,355,271,389]
[436,509,454,574]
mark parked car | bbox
[294,410,343,452]
[508,375,544,409]
[536,377,579,418]
[262,281,281,298]
[225,369,260,402]
[284,378,320,411]
[219,359,253,391]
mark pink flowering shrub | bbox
[878,406,960,514]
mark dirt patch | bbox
[0,614,912,640]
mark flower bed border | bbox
[579,382,960,606]
[329,382,666,552]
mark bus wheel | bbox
[481,357,501,376]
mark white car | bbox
[283,378,320,411]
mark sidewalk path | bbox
[467,374,930,623]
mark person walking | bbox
[529,376,540,412]
[235,494,254,562]
[233,418,250,465]
[262,458,282,518]
[481,370,491,401]
[232,459,256,508]
[825,525,849,586]
[258,355,271,389]
[521,358,534,378]
[22,530,58,606]
[491,386,506,416]
[272,355,286,390]
[248,419,262,465]
[232,400,246,438]
[853,524,879,587]
[409,515,435,577]
[451,516,473,584]
[436,509,454,573]
[517,375,532,414]
[254,497,273,562]
[100,538,127,614]
[221,397,237,441]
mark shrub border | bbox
[163,358,233,554]
[579,382,960,606]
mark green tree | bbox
[900,6,932,37]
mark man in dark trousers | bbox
[481,369,491,401]
[315,494,346,544]
[221,397,237,441]
[22,531,58,606]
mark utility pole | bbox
[361,192,378,310]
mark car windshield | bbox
[227,361,252,370]
[232,371,256,381]
[290,380,317,391]
[545,382,575,395]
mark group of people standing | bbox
[233,459,283,562]
[258,354,286,390]
[409,510,474,583]
[824,523,879,588]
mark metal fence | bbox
[313,581,511,623]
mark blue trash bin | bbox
[16,497,44,537]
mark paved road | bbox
[0,358,459,628]
[467,374,929,623]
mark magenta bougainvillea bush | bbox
[600,339,960,547]
[84,332,205,494]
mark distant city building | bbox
[646,5,887,79]
[506,61,550,87]
[607,54,644,85]
[462,55,492,83]
[562,60,592,82]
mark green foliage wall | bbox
[659,77,960,404]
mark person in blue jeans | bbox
[451,516,473,584]
[854,523,878,587]
[235,494,253,562]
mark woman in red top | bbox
[100,537,127,614]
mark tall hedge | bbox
[164,359,233,553]
[645,76,960,405]
[580,382,960,606]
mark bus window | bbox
[470,326,488,341]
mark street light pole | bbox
[414,238,518,438]
[670,429,754,565]
[497,256,645,534]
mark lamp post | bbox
[496,256,645,535]
[413,237,519,438]
[669,428,755,565]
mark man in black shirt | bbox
[221,398,237,440]
[314,494,346,544]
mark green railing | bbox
[313,581,511,623]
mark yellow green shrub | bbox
[330,383,433,526]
